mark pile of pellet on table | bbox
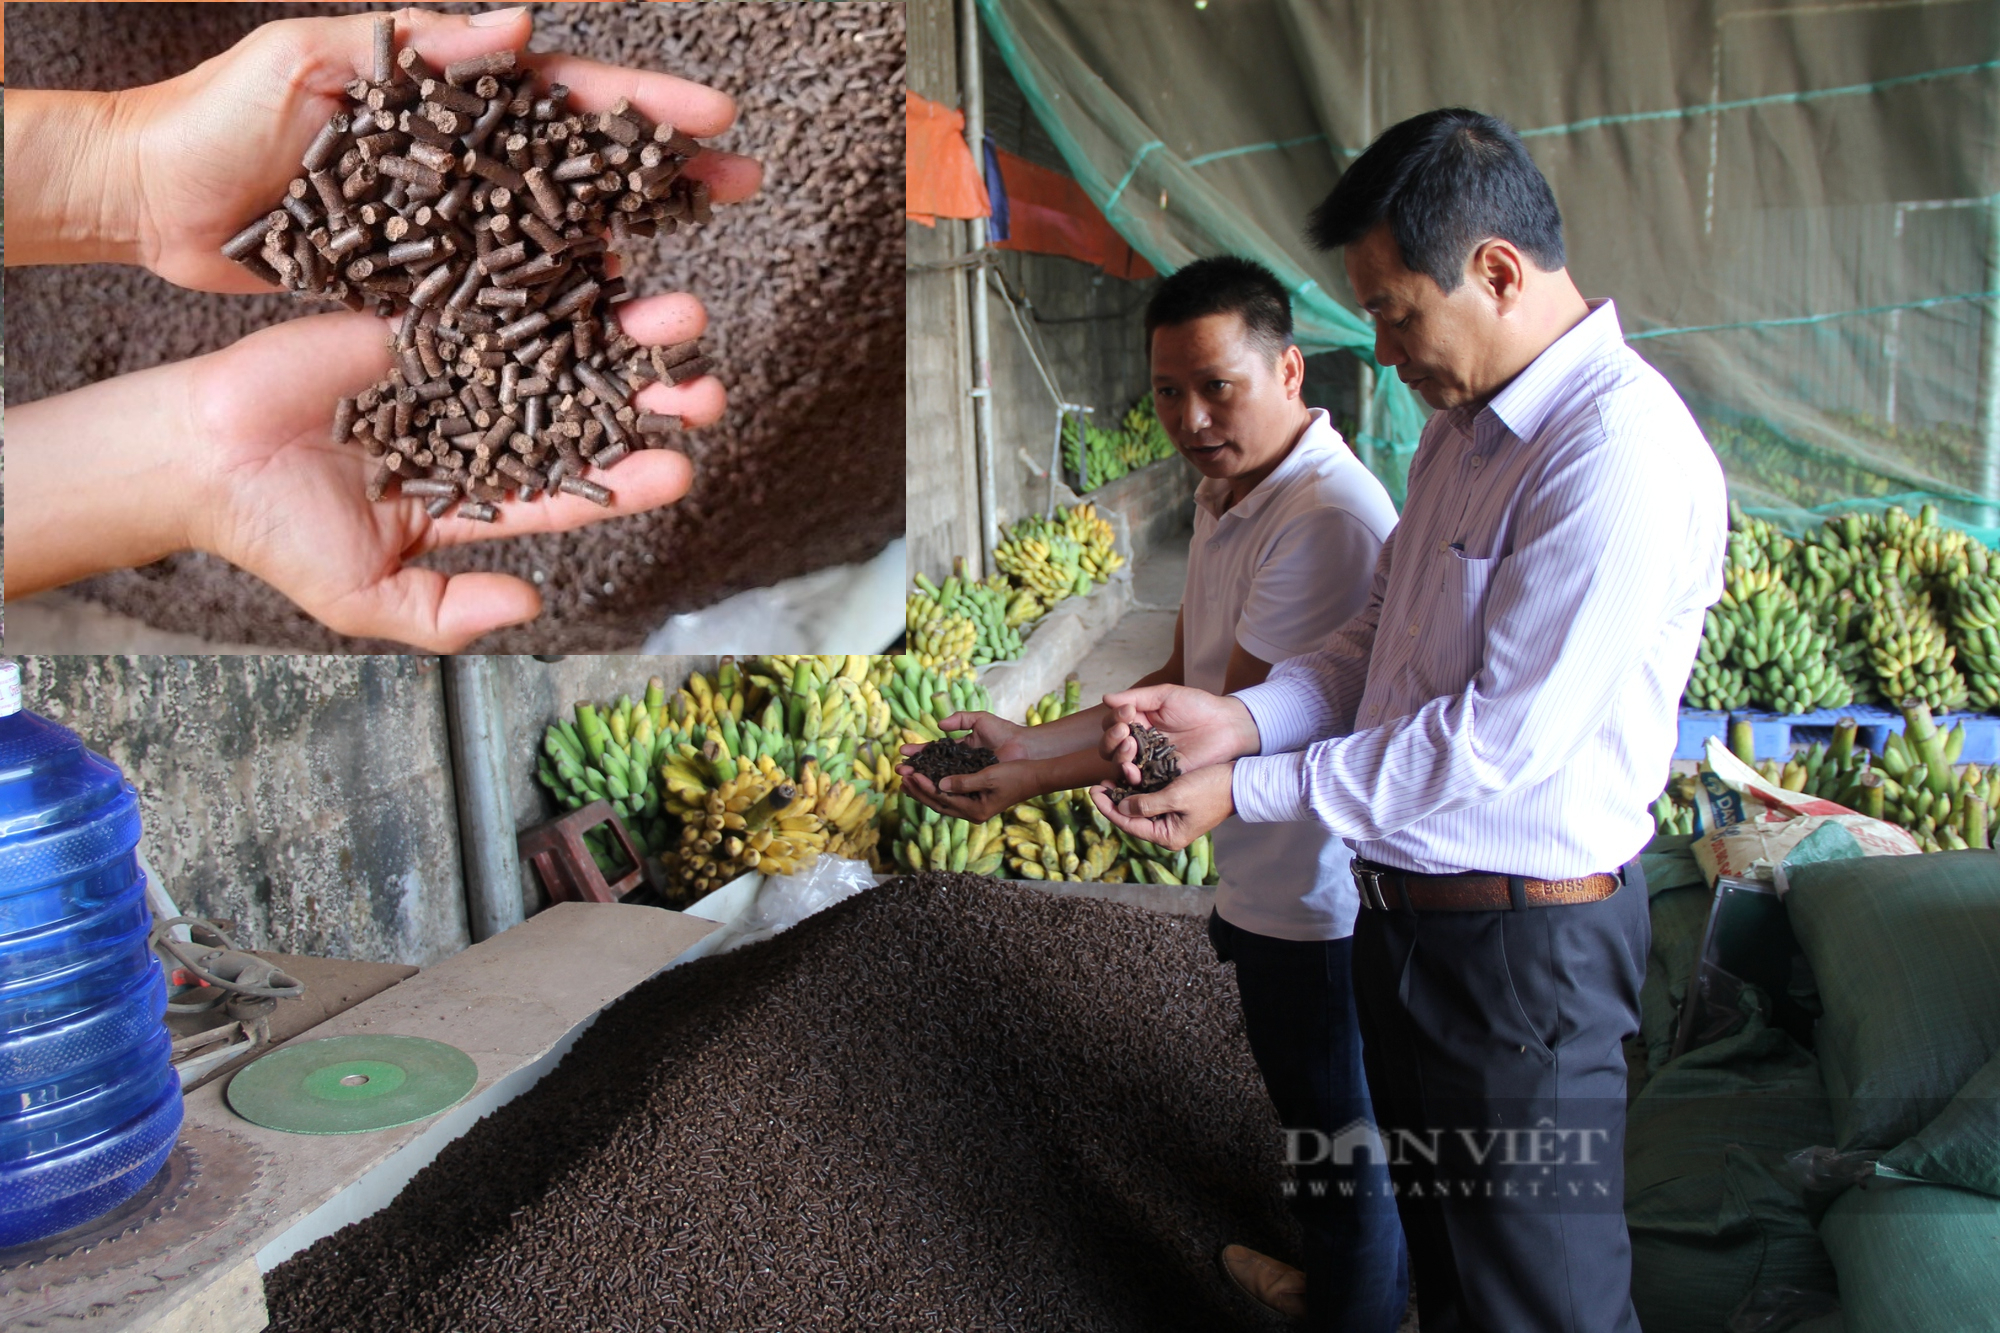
[3,2,904,652]
[265,874,1300,1333]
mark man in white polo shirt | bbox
[899,256,1407,1332]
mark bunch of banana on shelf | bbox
[908,568,1023,668]
[1056,502,1126,581]
[887,794,1006,876]
[1684,606,1751,711]
[1024,675,1085,725]
[994,523,1092,604]
[1865,583,1968,714]
[999,789,1218,886]
[881,654,994,744]
[1947,543,2000,713]
[536,686,674,869]
[1869,702,1995,851]
[1704,572,1853,713]
[743,654,896,785]
[664,755,882,901]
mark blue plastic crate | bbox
[1729,710,1848,761]
[1940,713,2000,765]
[1675,710,1728,760]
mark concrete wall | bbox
[986,249,1159,536]
[9,654,759,964]
[907,0,984,584]
[905,0,1162,585]
[15,656,469,967]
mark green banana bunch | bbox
[887,794,1006,877]
[910,568,1024,667]
[995,789,1219,886]
[1025,674,1085,726]
[881,653,994,743]
[1870,701,1995,850]
[1866,583,1968,714]
[1947,543,2000,712]
[1649,789,1694,837]
[535,685,673,871]
[1688,504,1998,716]
[1684,659,1751,712]
[1064,392,1175,493]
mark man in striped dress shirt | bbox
[1095,108,1728,1333]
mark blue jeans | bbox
[1209,909,1410,1333]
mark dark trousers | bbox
[1350,862,1651,1333]
[1209,911,1410,1333]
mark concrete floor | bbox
[1070,538,1188,709]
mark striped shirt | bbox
[1229,300,1728,878]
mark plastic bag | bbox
[1691,737,1920,887]
[1726,1286,1842,1333]
[712,854,883,954]
[1784,1145,1880,1219]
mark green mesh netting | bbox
[977,0,2000,524]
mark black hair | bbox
[1143,255,1293,361]
[1306,108,1564,291]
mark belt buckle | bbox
[1353,864,1391,912]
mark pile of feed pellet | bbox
[4,2,904,652]
[265,875,1300,1332]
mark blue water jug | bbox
[0,662,181,1248]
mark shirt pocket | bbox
[1415,550,1501,691]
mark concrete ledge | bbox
[1084,456,1198,564]
[980,574,1133,722]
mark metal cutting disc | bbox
[226,1034,477,1134]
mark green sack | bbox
[1878,1046,2000,1198]
[1640,883,1718,1074]
[1818,1181,2000,1333]
[1626,992,1838,1333]
[1783,849,2000,1153]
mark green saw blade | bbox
[226,1034,478,1135]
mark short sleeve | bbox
[1235,507,1386,666]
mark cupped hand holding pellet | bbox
[1098,684,1263,785]
[1089,762,1237,853]
[85,6,759,293]
[177,301,716,651]
[898,759,1039,826]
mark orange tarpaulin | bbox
[992,148,1154,280]
[904,88,989,227]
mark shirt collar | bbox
[1482,298,1622,447]
[1194,408,1338,521]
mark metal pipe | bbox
[443,656,524,942]
[1979,193,2000,526]
[962,0,1000,574]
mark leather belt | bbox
[1352,858,1620,913]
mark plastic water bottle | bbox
[0,661,181,1248]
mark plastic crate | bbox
[1676,705,2000,763]
[1674,710,1728,760]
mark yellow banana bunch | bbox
[663,757,837,897]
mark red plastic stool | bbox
[517,800,643,904]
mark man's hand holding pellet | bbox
[1089,762,1236,852]
[1098,684,1262,788]
[898,758,1039,826]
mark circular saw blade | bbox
[226,1034,477,1134]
